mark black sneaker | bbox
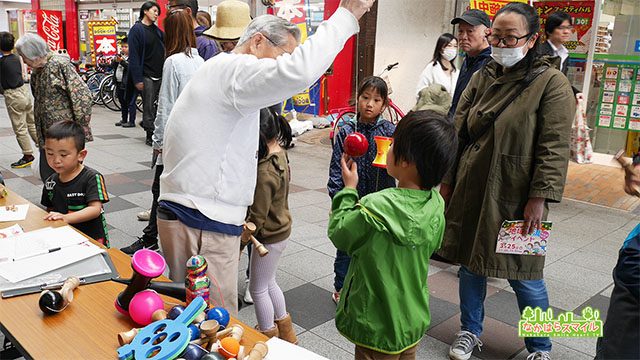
[115,121,125,126]
[122,122,135,128]
[120,238,159,255]
[11,156,34,169]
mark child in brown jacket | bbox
[247,108,297,344]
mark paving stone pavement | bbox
[0,103,637,359]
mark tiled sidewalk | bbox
[0,105,637,359]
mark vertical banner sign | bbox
[37,10,63,51]
[596,64,640,131]
[470,0,527,19]
[534,1,595,53]
[273,0,320,115]
[88,19,118,65]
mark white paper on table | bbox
[0,224,24,239]
[0,226,89,262]
[265,337,330,360]
[0,204,29,222]
[0,241,105,283]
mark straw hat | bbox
[203,0,251,40]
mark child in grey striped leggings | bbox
[247,108,297,344]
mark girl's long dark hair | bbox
[258,108,292,160]
[494,3,540,72]
[431,33,457,72]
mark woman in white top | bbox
[416,33,459,97]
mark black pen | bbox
[13,247,62,262]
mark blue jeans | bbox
[333,250,351,291]
[459,266,552,353]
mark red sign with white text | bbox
[37,10,63,51]
[534,1,595,53]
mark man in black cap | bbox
[448,9,492,118]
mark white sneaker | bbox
[449,330,482,360]
[243,279,253,304]
[137,209,151,221]
[527,351,551,360]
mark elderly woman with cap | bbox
[203,0,252,52]
[15,33,93,182]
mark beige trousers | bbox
[157,218,240,314]
[354,345,418,360]
[4,85,36,155]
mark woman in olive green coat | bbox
[439,4,575,360]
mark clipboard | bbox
[1,252,118,298]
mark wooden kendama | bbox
[240,222,269,257]
[38,276,80,314]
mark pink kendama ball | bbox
[128,290,164,326]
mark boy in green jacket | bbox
[328,110,458,359]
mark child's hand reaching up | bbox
[341,154,359,189]
[44,212,67,222]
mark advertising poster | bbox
[597,64,640,131]
[470,0,528,19]
[534,1,595,53]
[88,20,118,65]
[37,10,64,52]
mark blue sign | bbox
[635,40,640,52]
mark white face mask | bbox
[442,48,457,61]
[491,44,527,68]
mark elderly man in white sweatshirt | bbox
[157,0,375,314]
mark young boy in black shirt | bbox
[41,121,110,246]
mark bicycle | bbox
[100,78,144,113]
[329,62,405,146]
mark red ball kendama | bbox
[344,132,369,158]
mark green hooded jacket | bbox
[328,187,446,354]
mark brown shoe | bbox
[275,313,298,344]
[255,325,278,338]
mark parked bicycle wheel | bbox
[99,75,120,111]
[383,102,404,125]
[87,72,107,105]
[329,110,356,147]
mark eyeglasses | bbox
[486,33,532,47]
[261,33,290,55]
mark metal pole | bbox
[581,0,603,100]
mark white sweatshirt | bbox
[416,61,459,97]
[159,8,359,226]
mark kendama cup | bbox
[245,342,268,360]
[39,276,80,314]
[372,136,393,168]
[241,222,269,257]
[115,249,166,315]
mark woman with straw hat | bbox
[203,0,251,52]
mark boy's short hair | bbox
[0,32,15,52]
[120,36,128,44]
[45,121,86,152]
[392,110,458,189]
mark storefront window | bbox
[584,0,640,155]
